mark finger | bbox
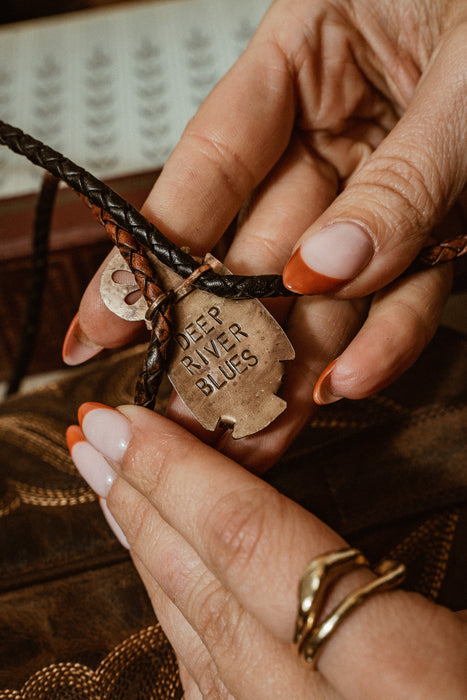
[314,264,452,404]
[72,405,349,639]
[75,406,467,697]
[62,252,146,365]
[177,664,203,700]
[225,136,337,277]
[113,494,331,700]
[64,27,295,360]
[218,294,368,473]
[163,391,225,448]
[140,38,294,254]
[98,466,337,699]
[283,26,467,297]
[77,439,288,698]
[224,133,337,330]
[131,557,223,700]
[219,136,357,469]
[164,137,340,460]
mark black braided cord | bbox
[135,297,175,410]
[6,172,59,396]
[0,120,295,300]
[2,120,465,406]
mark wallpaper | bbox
[0,0,271,198]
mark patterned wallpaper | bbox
[0,0,270,198]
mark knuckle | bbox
[349,151,441,237]
[188,578,247,654]
[237,229,291,273]
[184,128,255,203]
[390,298,432,350]
[188,644,230,700]
[376,272,448,360]
[392,271,449,343]
[120,429,198,504]
[202,485,281,581]
[119,443,159,500]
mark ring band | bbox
[295,548,406,667]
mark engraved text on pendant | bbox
[100,249,295,438]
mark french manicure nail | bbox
[283,222,373,295]
[313,360,343,405]
[66,425,116,498]
[62,313,103,366]
[78,402,131,464]
[99,497,130,549]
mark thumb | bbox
[283,24,467,297]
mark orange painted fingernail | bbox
[313,360,342,405]
[283,223,373,295]
[66,424,86,452]
[283,248,344,295]
[62,313,103,366]
[67,424,117,499]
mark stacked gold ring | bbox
[294,548,406,667]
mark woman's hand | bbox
[67,403,467,699]
[64,0,467,471]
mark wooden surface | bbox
[0,170,159,382]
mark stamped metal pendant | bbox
[100,248,295,439]
[100,248,149,322]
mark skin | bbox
[68,0,467,695]
[74,404,467,699]
[73,0,466,472]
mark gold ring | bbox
[294,548,406,667]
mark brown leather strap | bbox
[83,196,175,407]
[417,234,467,266]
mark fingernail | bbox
[99,497,130,549]
[78,402,131,464]
[66,425,116,498]
[62,313,103,366]
[313,360,343,405]
[283,223,373,294]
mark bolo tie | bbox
[1,120,465,437]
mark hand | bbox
[68,403,467,699]
[63,0,467,471]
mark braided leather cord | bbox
[1,119,466,409]
[0,121,293,300]
[416,234,467,267]
[84,199,174,407]
[6,172,59,396]
[135,298,174,409]
[2,120,465,290]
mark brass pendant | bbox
[100,249,295,439]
